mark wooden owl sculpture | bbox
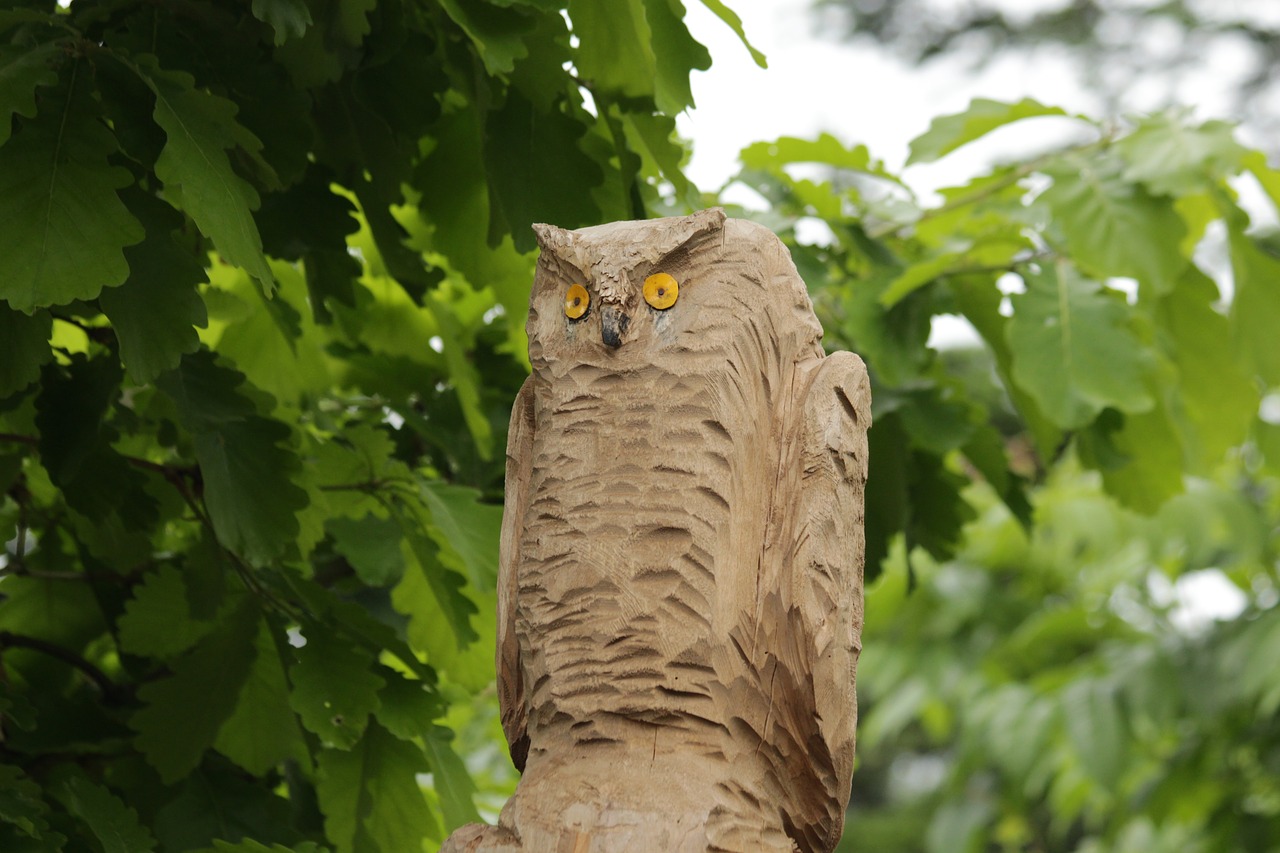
[443,208,870,853]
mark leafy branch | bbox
[867,137,1110,240]
[0,631,125,702]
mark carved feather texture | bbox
[443,210,870,853]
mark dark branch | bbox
[0,631,123,701]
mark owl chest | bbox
[521,419,729,587]
[518,397,750,641]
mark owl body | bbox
[443,210,869,853]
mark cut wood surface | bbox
[443,209,871,853]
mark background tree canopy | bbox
[816,0,1280,141]
[1,1,1278,852]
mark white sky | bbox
[676,0,1273,193]
[677,0,1101,193]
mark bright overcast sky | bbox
[676,0,1272,197]
[676,0,1100,192]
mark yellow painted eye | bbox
[564,284,589,320]
[644,273,678,310]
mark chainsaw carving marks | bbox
[443,209,870,853]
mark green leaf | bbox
[392,500,479,649]
[251,0,313,45]
[136,60,274,292]
[1225,610,1280,714]
[273,0,372,88]
[288,628,385,749]
[375,676,480,830]
[327,514,405,587]
[913,165,1030,249]
[152,766,297,852]
[117,565,224,658]
[419,481,503,590]
[0,681,37,733]
[835,269,933,389]
[423,294,494,459]
[1116,112,1246,196]
[132,599,260,783]
[208,841,329,853]
[1244,150,1280,214]
[35,355,156,525]
[157,351,307,564]
[696,0,766,67]
[879,252,966,308]
[642,0,711,114]
[1007,263,1153,429]
[1039,152,1188,294]
[569,0,655,101]
[1064,679,1129,786]
[411,110,536,355]
[483,88,603,252]
[0,63,143,312]
[373,673,443,739]
[0,573,107,651]
[421,726,483,831]
[881,236,1027,309]
[54,774,157,853]
[625,111,696,203]
[214,619,309,775]
[925,800,990,853]
[316,722,438,853]
[155,349,256,425]
[286,577,434,682]
[1226,221,1280,386]
[906,450,976,562]
[907,97,1069,165]
[951,275,1063,459]
[0,765,63,848]
[740,133,872,172]
[0,307,51,398]
[256,167,361,323]
[205,261,332,406]
[305,423,405,515]
[881,384,977,456]
[1079,406,1184,513]
[437,0,535,76]
[100,191,209,383]
[0,41,60,147]
[1155,268,1257,467]
[1259,419,1280,477]
[391,542,493,690]
[193,419,307,565]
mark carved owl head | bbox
[527,208,824,381]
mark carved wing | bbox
[497,375,536,771]
[786,350,871,848]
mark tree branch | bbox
[0,432,197,481]
[0,632,122,701]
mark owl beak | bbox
[600,304,629,349]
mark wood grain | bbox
[443,210,870,853]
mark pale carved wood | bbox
[443,209,870,853]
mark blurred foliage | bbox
[735,102,1280,850]
[2,0,1280,851]
[815,0,1280,142]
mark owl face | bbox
[526,209,731,366]
[526,209,825,395]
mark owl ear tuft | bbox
[532,223,573,257]
[686,207,727,233]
